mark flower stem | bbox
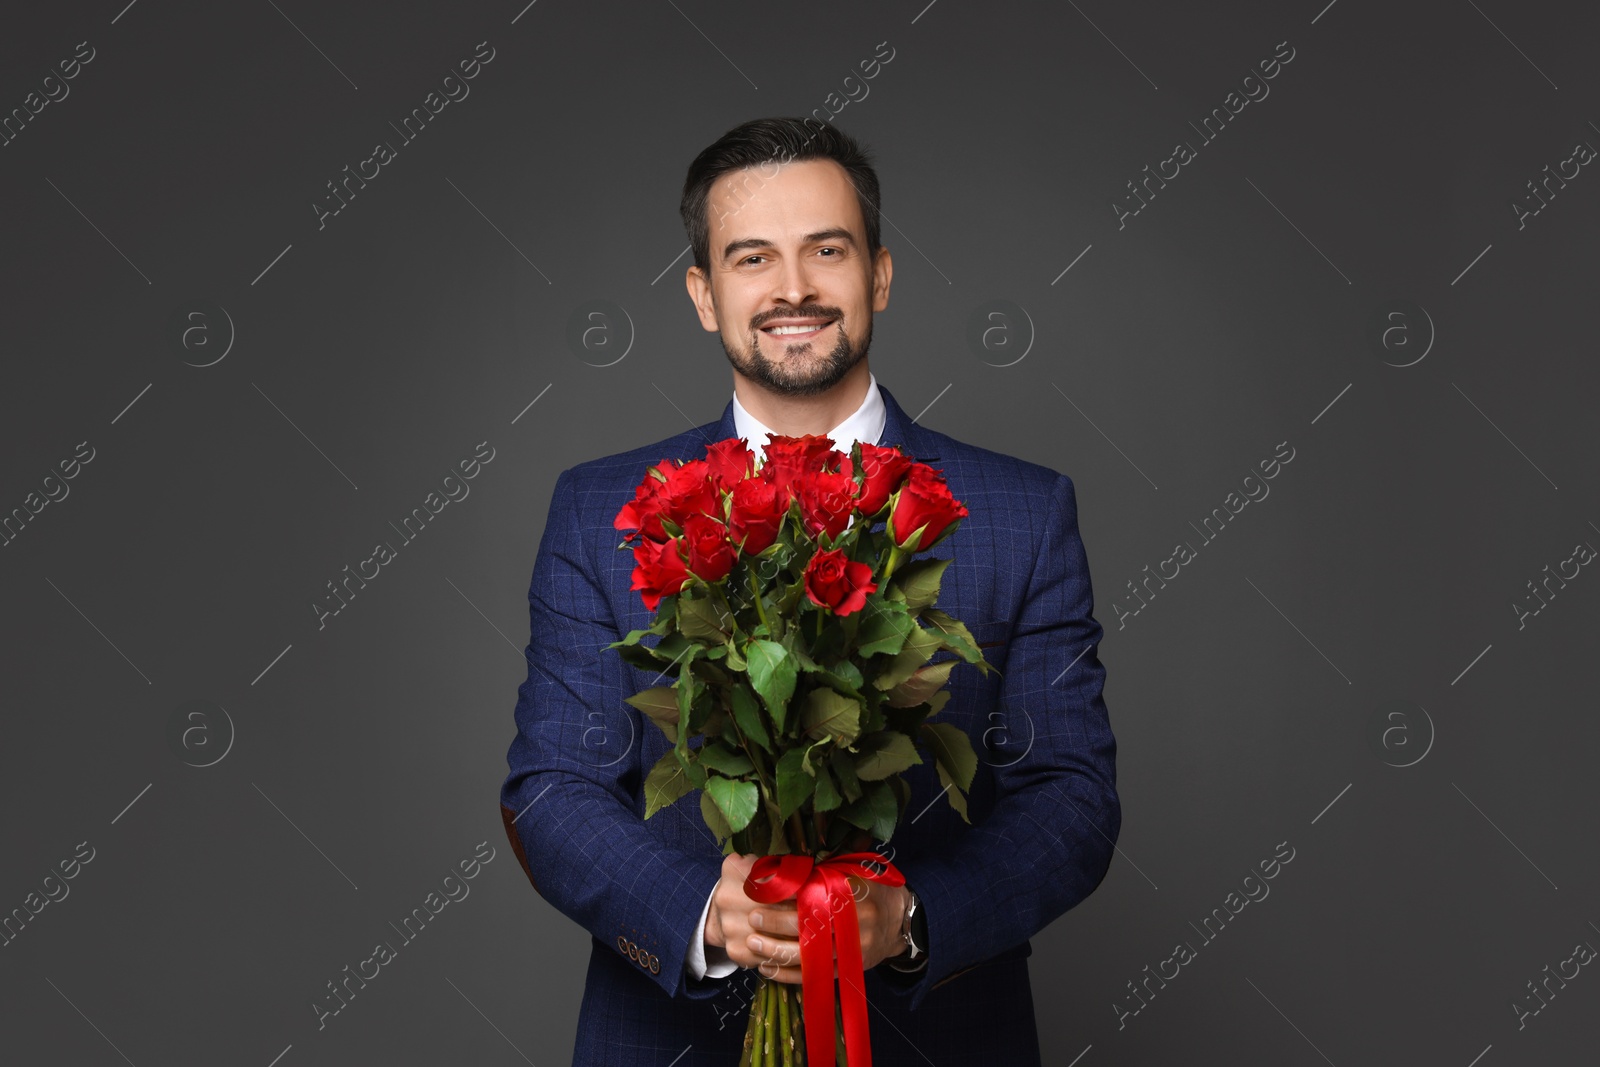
[748,559,772,637]
[787,811,810,854]
[882,543,906,582]
[778,980,793,1067]
[763,977,778,1063]
[793,985,805,1057]
[750,980,766,1067]
[740,977,759,1066]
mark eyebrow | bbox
[720,228,857,262]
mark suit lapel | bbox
[876,383,940,464]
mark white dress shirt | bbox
[732,370,886,472]
[684,371,886,981]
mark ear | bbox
[870,246,893,313]
[685,265,721,332]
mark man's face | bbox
[686,158,892,397]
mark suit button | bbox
[648,954,660,974]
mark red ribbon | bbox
[744,850,905,1067]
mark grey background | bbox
[3,0,1597,1064]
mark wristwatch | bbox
[888,887,928,970]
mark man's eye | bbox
[818,247,840,257]
[741,255,765,266]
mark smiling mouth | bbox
[761,320,836,340]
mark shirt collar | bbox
[732,371,886,466]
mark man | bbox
[499,117,1120,1065]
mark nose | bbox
[771,253,819,309]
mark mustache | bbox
[751,306,844,331]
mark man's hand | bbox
[705,852,911,985]
[705,853,803,983]
[846,870,912,972]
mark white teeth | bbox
[765,322,830,335]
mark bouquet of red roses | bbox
[609,433,993,1066]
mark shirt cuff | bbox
[685,881,739,980]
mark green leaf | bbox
[652,632,693,667]
[811,668,865,703]
[885,660,956,708]
[830,746,863,803]
[799,688,862,745]
[935,761,970,823]
[746,640,797,731]
[705,775,760,833]
[880,690,950,739]
[695,741,754,777]
[854,599,915,657]
[853,731,923,781]
[623,687,681,742]
[813,764,843,811]
[680,749,707,789]
[732,807,772,855]
[872,625,945,691]
[920,607,989,669]
[887,556,952,612]
[729,684,771,753]
[779,627,820,672]
[775,747,817,820]
[679,594,731,641]
[675,661,699,762]
[605,627,652,650]
[700,789,732,847]
[886,775,910,816]
[690,658,733,692]
[774,577,809,617]
[643,749,692,818]
[688,684,719,735]
[826,660,864,689]
[838,779,897,841]
[611,643,665,672]
[921,721,979,791]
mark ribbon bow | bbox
[744,850,906,1067]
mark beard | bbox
[719,305,872,398]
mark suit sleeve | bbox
[499,467,735,1000]
[882,472,1121,1010]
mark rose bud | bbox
[887,464,969,552]
[803,546,878,616]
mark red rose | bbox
[796,467,858,542]
[613,460,674,543]
[728,477,787,555]
[761,433,839,496]
[680,514,737,583]
[704,438,755,492]
[887,464,969,552]
[629,536,691,611]
[853,442,914,516]
[657,459,721,531]
[804,547,878,616]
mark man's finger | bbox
[753,907,800,937]
[748,934,801,962]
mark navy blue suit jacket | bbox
[499,383,1120,1065]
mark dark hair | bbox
[679,116,882,276]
